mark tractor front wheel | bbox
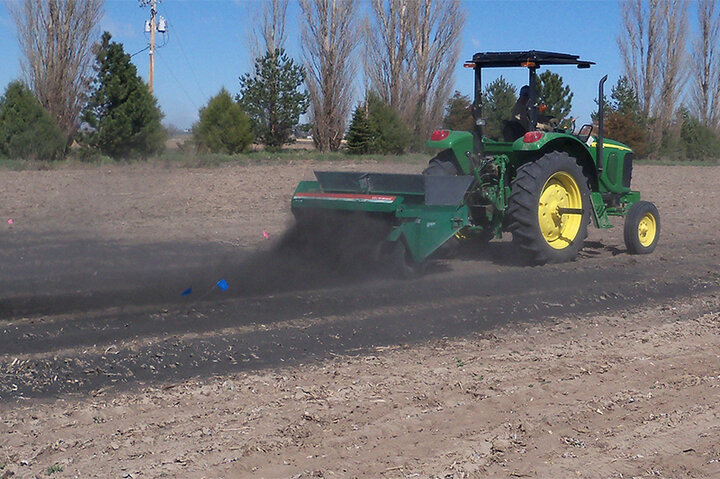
[623,201,660,254]
[507,151,591,264]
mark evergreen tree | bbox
[680,110,720,160]
[237,49,309,150]
[442,91,474,132]
[536,71,573,121]
[611,76,641,117]
[345,93,411,154]
[81,32,166,159]
[600,76,649,157]
[193,88,253,154]
[606,111,650,158]
[591,96,612,123]
[0,80,65,160]
[481,77,517,139]
[346,104,373,154]
[592,76,642,122]
[366,92,411,154]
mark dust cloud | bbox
[0,212,397,318]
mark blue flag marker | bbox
[181,288,192,296]
[216,279,229,291]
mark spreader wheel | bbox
[507,151,591,264]
[383,239,426,279]
[623,201,660,254]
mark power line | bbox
[130,45,150,58]
[154,49,199,113]
[167,19,208,100]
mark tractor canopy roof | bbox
[469,50,594,69]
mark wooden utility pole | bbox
[148,0,156,93]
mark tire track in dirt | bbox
[1,251,718,400]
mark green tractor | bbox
[291,51,660,276]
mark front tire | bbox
[507,151,591,264]
[623,201,660,254]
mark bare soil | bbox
[0,162,719,478]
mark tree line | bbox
[613,0,720,159]
[1,0,719,161]
[194,0,464,155]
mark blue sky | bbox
[0,1,702,129]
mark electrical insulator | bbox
[144,20,151,33]
[157,17,168,33]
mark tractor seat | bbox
[502,120,526,142]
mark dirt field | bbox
[0,161,719,478]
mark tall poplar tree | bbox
[8,0,104,145]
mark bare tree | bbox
[618,0,688,130]
[407,0,464,139]
[656,0,688,130]
[617,0,664,119]
[366,0,415,114]
[8,0,104,143]
[365,0,464,139]
[691,0,720,129]
[246,0,289,58]
[299,0,358,151]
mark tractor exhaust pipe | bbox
[471,65,484,161]
[597,75,608,173]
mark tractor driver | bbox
[510,85,553,133]
[510,85,531,131]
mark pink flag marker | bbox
[263,230,269,239]
[7,219,13,225]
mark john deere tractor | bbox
[291,51,660,276]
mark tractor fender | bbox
[426,130,473,174]
[514,133,599,191]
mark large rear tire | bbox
[507,151,591,264]
[423,149,460,176]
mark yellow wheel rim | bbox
[637,212,657,247]
[537,171,583,250]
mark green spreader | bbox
[292,171,473,263]
[290,51,660,277]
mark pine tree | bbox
[442,91,474,132]
[81,32,166,159]
[366,92,411,154]
[193,88,253,154]
[603,76,649,158]
[481,77,518,139]
[611,76,641,117]
[237,49,309,150]
[0,81,65,160]
[536,71,573,121]
[345,93,411,154]
[346,104,373,154]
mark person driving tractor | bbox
[511,85,531,131]
[510,84,554,135]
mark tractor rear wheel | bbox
[623,201,660,254]
[507,151,591,264]
[423,149,460,176]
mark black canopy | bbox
[470,50,594,69]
